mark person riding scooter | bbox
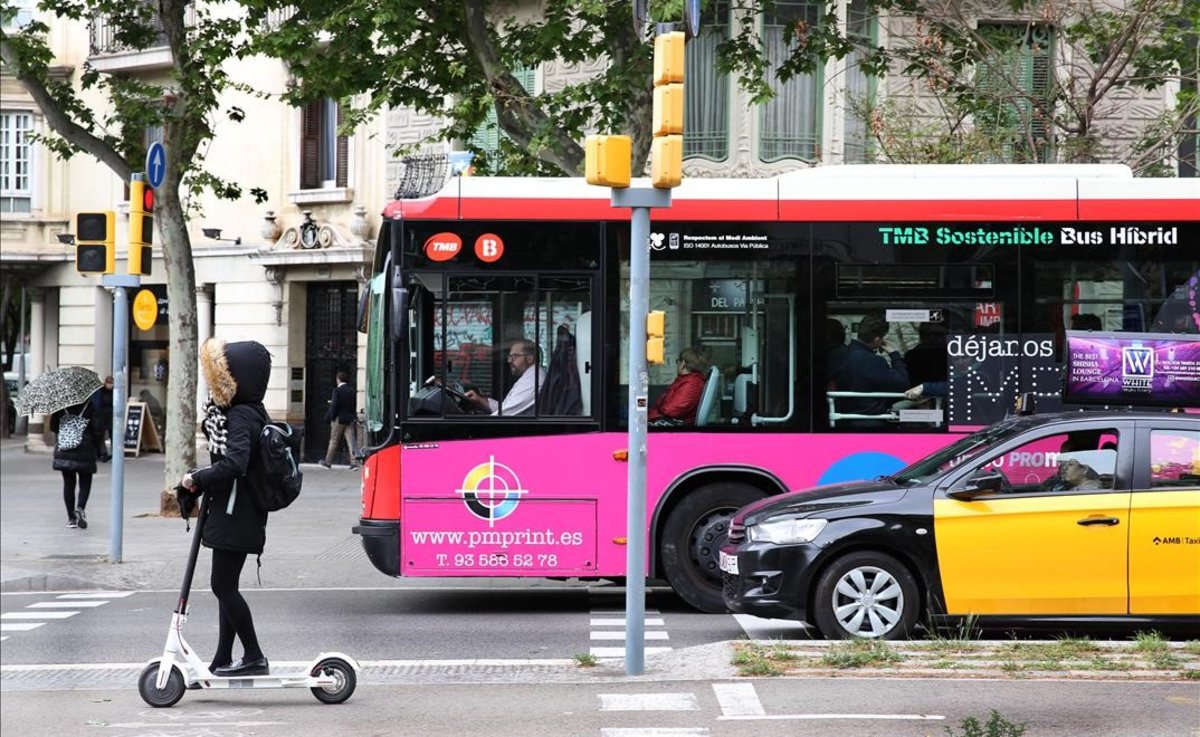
[180,338,273,677]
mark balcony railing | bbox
[88,4,195,58]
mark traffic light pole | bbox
[100,274,140,563]
[611,186,671,676]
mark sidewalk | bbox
[0,437,376,592]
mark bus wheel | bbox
[661,482,764,613]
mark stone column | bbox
[23,289,46,438]
[195,286,214,423]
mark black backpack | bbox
[254,421,303,511]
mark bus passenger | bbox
[465,339,541,416]
[649,347,710,425]
[834,315,909,422]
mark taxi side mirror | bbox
[948,470,1004,501]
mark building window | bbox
[760,1,823,163]
[0,112,33,214]
[301,98,347,189]
[685,2,730,161]
[975,23,1055,163]
[843,0,876,163]
[1,0,35,30]
[469,66,536,157]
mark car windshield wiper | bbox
[878,474,914,486]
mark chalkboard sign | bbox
[124,402,146,457]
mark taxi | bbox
[720,412,1200,639]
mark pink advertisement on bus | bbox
[398,432,955,577]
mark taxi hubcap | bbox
[832,566,904,638]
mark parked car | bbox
[721,411,1200,639]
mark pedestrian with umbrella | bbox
[14,367,105,529]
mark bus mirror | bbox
[390,286,409,341]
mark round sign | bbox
[145,142,167,188]
[132,289,158,331]
[474,233,504,263]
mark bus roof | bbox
[383,164,1199,223]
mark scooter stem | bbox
[176,490,210,615]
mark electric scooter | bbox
[138,487,359,707]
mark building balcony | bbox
[87,5,195,73]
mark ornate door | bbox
[304,282,359,463]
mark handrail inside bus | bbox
[751,294,796,426]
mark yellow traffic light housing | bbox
[653,32,685,86]
[646,310,666,365]
[585,135,632,188]
[75,211,116,274]
[128,179,155,276]
[650,135,682,189]
[651,31,686,189]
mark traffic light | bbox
[128,179,155,276]
[651,31,685,189]
[646,310,666,365]
[585,135,632,188]
[75,211,115,274]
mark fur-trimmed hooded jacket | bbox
[191,339,271,555]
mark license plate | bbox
[719,551,739,575]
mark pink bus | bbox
[352,164,1199,612]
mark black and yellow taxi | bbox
[720,412,1200,639]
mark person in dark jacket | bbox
[51,399,105,529]
[90,376,114,462]
[181,338,272,677]
[834,315,909,425]
[319,371,357,469]
[649,347,710,425]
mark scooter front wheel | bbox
[138,662,186,708]
[309,657,356,704]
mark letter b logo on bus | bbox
[474,233,504,263]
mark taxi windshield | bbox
[894,421,1023,484]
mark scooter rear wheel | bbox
[138,662,186,708]
[309,657,356,704]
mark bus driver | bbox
[465,339,540,416]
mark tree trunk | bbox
[156,187,198,512]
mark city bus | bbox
[352,164,1199,613]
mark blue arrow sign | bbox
[146,142,166,188]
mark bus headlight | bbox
[746,518,828,544]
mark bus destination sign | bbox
[877,224,1191,247]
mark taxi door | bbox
[1128,424,1200,615]
[934,425,1130,616]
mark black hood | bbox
[199,338,271,407]
[736,479,908,526]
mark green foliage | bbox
[945,710,1028,737]
[820,639,903,669]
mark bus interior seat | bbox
[576,311,591,415]
[695,366,722,427]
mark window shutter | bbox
[301,100,321,189]
[335,102,348,188]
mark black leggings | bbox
[209,548,263,668]
[61,471,92,519]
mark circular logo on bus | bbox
[474,233,504,263]
[424,232,463,261]
[456,456,527,527]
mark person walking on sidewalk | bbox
[319,371,357,469]
[180,338,272,677]
[50,399,104,529]
[91,376,114,462]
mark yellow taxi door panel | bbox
[934,493,1129,615]
[1128,490,1200,614]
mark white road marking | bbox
[591,630,670,641]
[1,658,576,673]
[717,714,946,721]
[732,613,811,640]
[600,730,710,736]
[589,647,673,658]
[2,611,78,619]
[27,601,107,608]
[712,682,765,717]
[599,693,699,711]
[55,592,133,599]
[0,623,45,632]
[590,617,665,626]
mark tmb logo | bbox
[424,232,463,261]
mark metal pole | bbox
[15,288,28,435]
[612,186,671,676]
[102,274,140,563]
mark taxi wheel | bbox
[812,551,919,640]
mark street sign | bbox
[146,142,166,188]
[132,289,158,330]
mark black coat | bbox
[325,382,356,424]
[51,402,103,474]
[192,340,272,556]
[836,339,910,416]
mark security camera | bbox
[202,227,221,239]
[56,233,75,245]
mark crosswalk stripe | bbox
[599,693,699,711]
[27,601,107,609]
[55,592,132,599]
[1,623,46,632]
[591,631,669,641]
[590,617,665,626]
[600,729,710,736]
[589,646,673,658]
[713,682,765,717]
[2,612,78,620]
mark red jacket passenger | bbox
[649,370,707,424]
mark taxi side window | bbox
[982,429,1119,493]
[1148,430,1200,489]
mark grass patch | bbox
[946,710,1027,737]
[998,637,1101,661]
[1149,652,1182,670]
[731,643,791,677]
[1181,641,1200,656]
[1180,669,1200,680]
[1134,631,1170,654]
[820,639,903,669]
[573,653,597,667]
